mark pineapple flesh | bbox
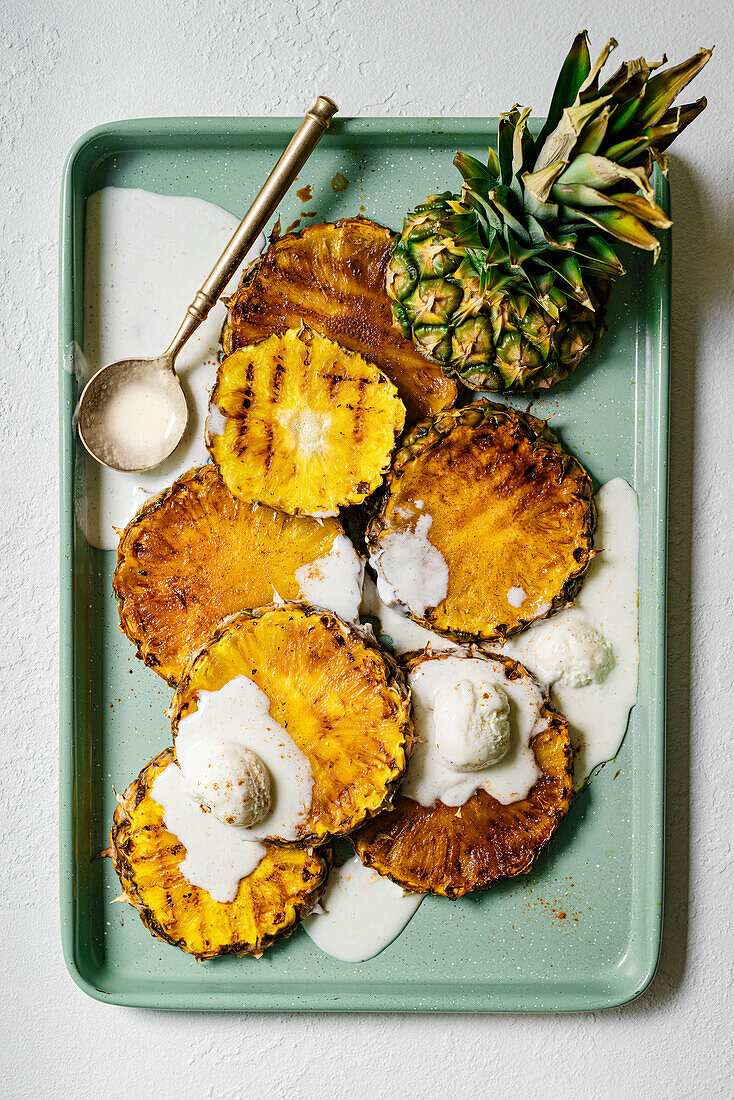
[172,605,413,845]
[367,402,595,642]
[110,749,331,959]
[222,217,458,422]
[114,464,352,686]
[208,326,405,516]
[354,650,573,898]
[387,33,711,391]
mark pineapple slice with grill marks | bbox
[353,649,573,898]
[222,216,458,423]
[114,464,353,686]
[110,749,331,959]
[367,401,595,642]
[172,604,413,846]
[207,326,405,516]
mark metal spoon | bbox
[77,95,339,472]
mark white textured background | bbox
[2,1,732,1097]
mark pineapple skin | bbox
[354,649,574,898]
[367,401,596,643]
[171,604,414,846]
[388,201,610,392]
[110,748,332,959]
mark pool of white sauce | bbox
[75,186,265,550]
[302,854,423,962]
[151,760,267,904]
[176,675,314,843]
[500,478,639,786]
[295,533,365,623]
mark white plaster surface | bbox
[1,1,732,1097]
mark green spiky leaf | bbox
[635,47,713,128]
[536,30,591,148]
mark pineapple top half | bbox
[387,32,712,392]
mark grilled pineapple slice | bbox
[354,649,573,897]
[114,464,355,686]
[222,217,459,422]
[172,604,413,845]
[110,749,331,959]
[207,326,405,516]
[367,401,595,642]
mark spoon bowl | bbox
[76,95,338,473]
[77,356,188,472]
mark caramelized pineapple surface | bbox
[222,217,458,422]
[111,749,331,959]
[172,605,413,845]
[208,326,405,516]
[114,464,349,685]
[367,401,596,642]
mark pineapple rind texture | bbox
[222,216,459,422]
[208,326,406,516]
[367,401,596,642]
[387,34,711,391]
[171,604,414,846]
[114,464,347,686]
[353,650,574,898]
[110,749,332,959]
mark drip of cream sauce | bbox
[294,533,365,623]
[499,478,639,786]
[370,513,448,617]
[78,187,265,550]
[302,854,423,962]
[361,575,455,655]
[151,759,267,904]
[176,676,314,843]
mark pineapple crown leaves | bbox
[448,32,712,315]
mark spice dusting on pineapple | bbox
[387,32,712,391]
[367,401,595,641]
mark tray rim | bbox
[59,115,667,1013]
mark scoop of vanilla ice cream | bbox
[432,679,511,772]
[181,740,271,827]
[528,615,614,688]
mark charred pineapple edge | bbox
[354,646,575,898]
[110,748,334,960]
[220,215,398,359]
[170,604,415,848]
[366,399,597,644]
[112,465,219,687]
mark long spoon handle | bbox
[164,95,338,362]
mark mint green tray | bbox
[59,117,668,1012]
